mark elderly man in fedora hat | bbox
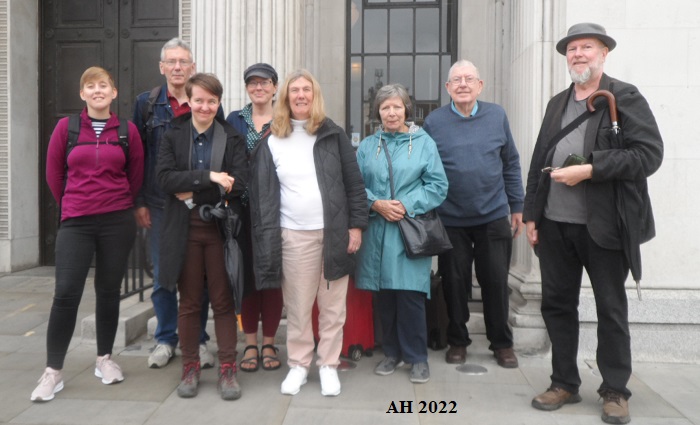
[524,23,663,424]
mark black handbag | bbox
[381,137,452,258]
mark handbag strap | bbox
[380,136,397,201]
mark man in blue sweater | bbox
[423,60,524,368]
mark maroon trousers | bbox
[178,211,238,365]
[240,287,283,336]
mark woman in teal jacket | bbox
[355,84,447,384]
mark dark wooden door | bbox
[40,0,178,264]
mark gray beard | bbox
[570,67,592,84]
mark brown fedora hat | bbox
[556,22,616,55]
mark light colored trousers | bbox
[281,228,348,368]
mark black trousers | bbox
[437,217,513,349]
[47,209,136,369]
[538,218,631,398]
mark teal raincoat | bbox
[355,124,448,296]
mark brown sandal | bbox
[240,345,259,372]
[260,344,281,371]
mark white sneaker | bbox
[148,343,175,368]
[280,366,308,395]
[95,354,124,384]
[199,343,215,369]
[319,365,341,397]
[30,368,64,402]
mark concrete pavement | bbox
[1,267,699,425]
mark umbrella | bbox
[586,90,642,301]
[200,201,245,313]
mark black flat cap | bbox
[244,63,278,84]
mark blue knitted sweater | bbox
[423,101,524,227]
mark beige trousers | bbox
[281,228,348,368]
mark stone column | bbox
[499,0,565,353]
[188,0,304,112]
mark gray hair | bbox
[160,38,193,62]
[373,84,413,121]
[447,59,480,82]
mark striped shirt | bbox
[90,118,108,138]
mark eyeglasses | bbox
[246,80,273,88]
[161,59,193,67]
[449,76,480,86]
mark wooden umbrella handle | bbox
[586,90,618,125]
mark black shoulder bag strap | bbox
[546,109,593,152]
[545,93,613,152]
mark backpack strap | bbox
[66,115,130,169]
[141,85,162,129]
[117,118,129,171]
[66,114,82,162]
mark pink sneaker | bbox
[30,368,64,402]
[95,354,124,384]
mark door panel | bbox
[118,0,179,116]
[40,0,178,264]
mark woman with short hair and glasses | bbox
[225,63,284,373]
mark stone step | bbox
[82,288,486,348]
[81,297,154,347]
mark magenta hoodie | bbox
[46,108,144,221]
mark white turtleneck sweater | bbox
[268,119,324,230]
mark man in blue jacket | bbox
[133,38,222,369]
[423,60,524,369]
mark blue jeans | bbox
[149,206,210,346]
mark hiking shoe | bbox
[374,357,404,376]
[30,368,64,402]
[409,362,430,383]
[177,362,201,398]
[95,354,124,384]
[280,366,308,395]
[599,389,631,424]
[148,343,175,368]
[200,343,215,369]
[319,365,341,396]
[218,363,242,400]
[532,386,582,411]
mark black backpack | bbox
[66,114,130,169]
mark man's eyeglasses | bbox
[246,80,273,88]
[161,59,192,67]
[449,76,480,86]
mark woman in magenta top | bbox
[32,66,143,402]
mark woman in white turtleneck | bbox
[248,69,368,398]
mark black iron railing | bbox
[120,228,154,300]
